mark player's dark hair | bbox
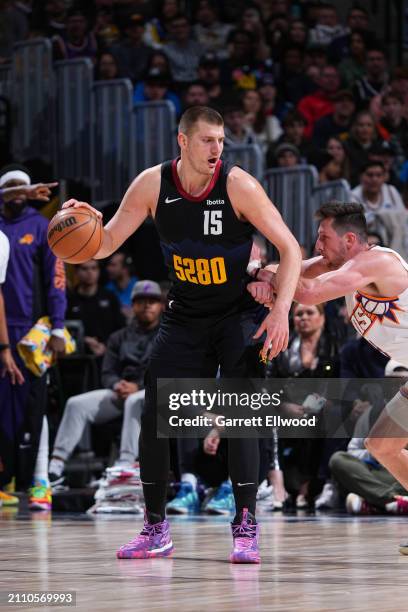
[179,105,223,134]
[315,202,368,243]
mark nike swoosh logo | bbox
[165,197,182,203]
[236,482,255,487]
[169,300,174,310]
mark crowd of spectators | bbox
[1,0,408,515]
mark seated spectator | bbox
[345,111,383,185]
[257,74,283,143]
[182,81,209,110]
[368,141,402,189]
[319,137,352,184]
[287,19,309,50]
[338,30,367,89]
[105,251,138,320]
[239,4,270,62]
[148,50,172,74]
[267,111,317,167]
[197,52,234,109]
[277,44,317,106]
[133,67,181,115]
[353,45,389,110]
[66,260,125,358]
[48,281,163,489]
[378,91,408,159]
[193,0,232,59]
[274,143,300,168]
[313,89,356,148]
[32,0,67,38]
[264,12,290,59]
[330,360,408,515]
[309,3,347,48]
[143,0,180,49]
[267,302,340,509]
[351,161,405,214]
[110,12,153,83]
[163,14,204,85]
[93,6,120,49]
[220,29,262,90]
[95,52,120,80]
[241,88,274,151]
[297,65,341,139]
[53,9,98,62]
[223,104,260,147]
[328,4,371,63]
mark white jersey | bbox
[345,246,408,367]
[0,230,10,284]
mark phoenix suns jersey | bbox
[154,158,255,315]
[345,246,408,366]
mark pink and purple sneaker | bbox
[230,508,260,564]
[116,513,174,559]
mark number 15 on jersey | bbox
[204,210,222,235]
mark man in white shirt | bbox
[351,160,405,213]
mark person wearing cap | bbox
[274,143,301,168]
[267,110,318,167]
[0,165,65,508]
[48,280,163,490]
[110,12,153,83]
[313,89,356,148]
[133,66,181,115]
[197,52,234,108]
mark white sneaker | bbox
[256,480,274,510]
[314,482,339,510]
[296,494,308,509]
[346,493,363,514]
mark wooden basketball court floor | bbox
[1,509,408,612]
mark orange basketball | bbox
[47,206,102,264]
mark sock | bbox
[232,482,257,521]
[181,472,197,490]
[49,457,64,478]
[142,480,168,521]
[33,417,49,487]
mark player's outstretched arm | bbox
[295,257,377,305]
[228,167,302,359]
[62,166,160,259]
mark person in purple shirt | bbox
[0,166,66,492]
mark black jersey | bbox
[154,158,255,315]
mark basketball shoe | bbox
[28,481,52,511]
[116,512,173,559]
[230,508,260,564]
[0,490,19,506]
[206,481,235,515]
[166,482,199,514]
[345,493,378,515]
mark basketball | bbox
[47,206,102,264]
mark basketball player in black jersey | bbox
[63,106,302,563]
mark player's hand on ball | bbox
[62,199,103,220]
[247,281,275,304]
[253,307,289,361]
[25,182,59,202]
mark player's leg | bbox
[117,313,217,559]
[217,307,265,563]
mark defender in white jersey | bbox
[248,202,408,553]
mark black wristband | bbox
[0,343,10,351]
